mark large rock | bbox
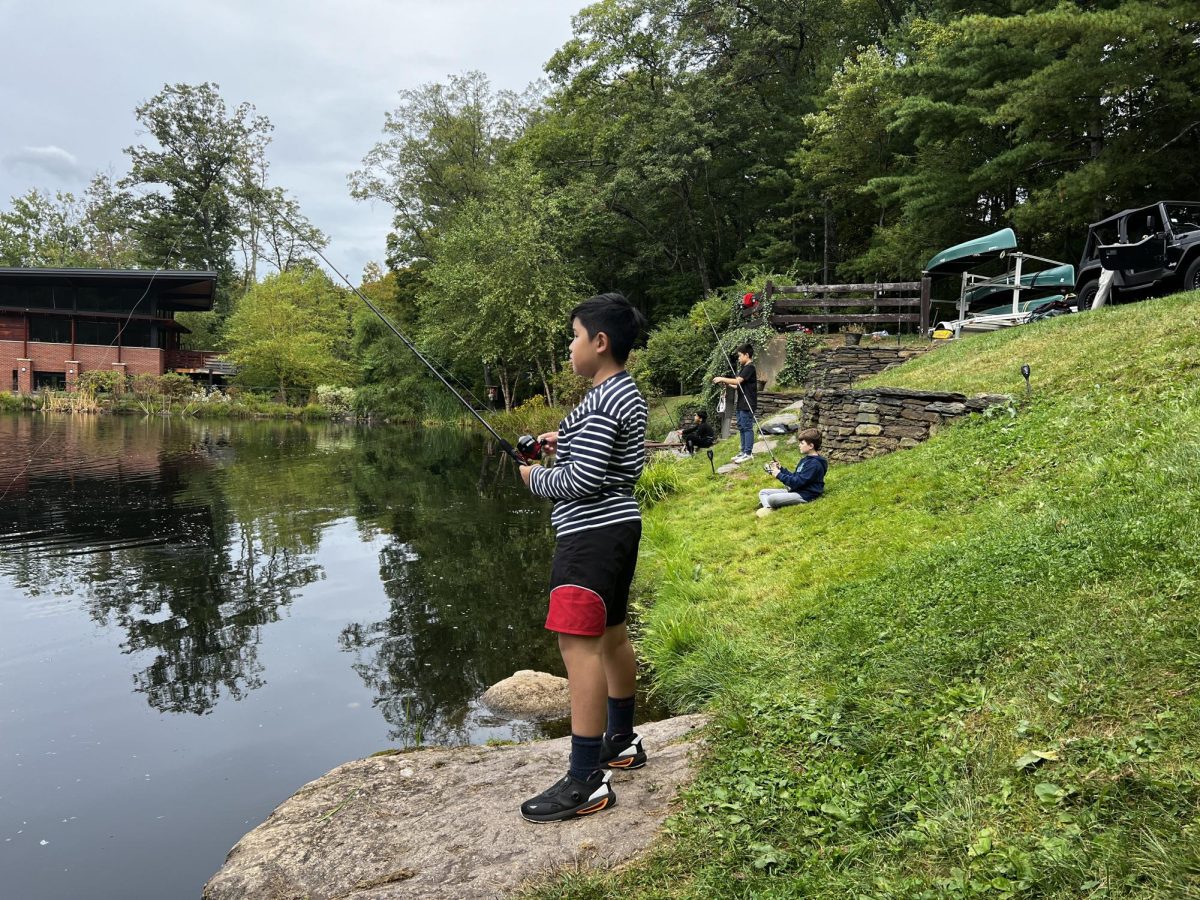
[480,670,570,720]
[203,714,708,900]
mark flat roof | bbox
[0,267,217,312]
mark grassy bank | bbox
[530,292,1200,897]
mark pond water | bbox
[0,414,644,898]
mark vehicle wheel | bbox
[1183,257,1200,293]
[1075,279,1099,311]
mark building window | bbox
[118,321,154,347]
[10,369,16,392]
[28,316,72,344]
[33,371,66,391]
[75,319,120,345]
[76,286,152,314]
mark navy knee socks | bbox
[606,694,636,741]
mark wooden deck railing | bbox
[762,277,932,335]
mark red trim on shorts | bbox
[545,584,607,637]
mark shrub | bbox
[159,373,195,400]
[316,385,356,415]
[549,367,590,407]
[78,370,127,396]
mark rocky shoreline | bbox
[203,714,707,899]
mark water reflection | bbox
[0,415,558,727]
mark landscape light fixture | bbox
[1021,364,1031,396]
[707,448,716,475]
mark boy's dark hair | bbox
[695,410,707,421]
[798,427,823,451]
[735,343,754,359]
[570,292,647,364]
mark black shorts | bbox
[545,521,642,636]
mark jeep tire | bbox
[1183,256,1200,293]
[1076,279,1099,311]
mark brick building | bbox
[0,267,221,392]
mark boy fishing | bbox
[518,292,648,822]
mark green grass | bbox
[524,292,1200,898]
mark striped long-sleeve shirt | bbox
[528,370,647,537]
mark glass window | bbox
[76,286,151,314]
[28,315,72,344]
[33,371,66,391]
[119,321,154,347]
[76,319,120,345]
[0,285,55,309]
[1165,204,1200,237]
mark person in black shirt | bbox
[713,343,757,462]
[681,410,715,454]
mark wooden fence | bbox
[760,278,932,335]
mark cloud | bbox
[1,145,87,181]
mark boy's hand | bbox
[537,431,559,454]
[767,461,781,476]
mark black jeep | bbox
[1075,201,1200,308]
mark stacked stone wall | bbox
[800,387,1010,463]
[807,345,930,390]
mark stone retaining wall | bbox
[807,345,930,390]
[799,387,1010,462]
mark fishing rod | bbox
[255,193,543,468]
[698,298,779,468]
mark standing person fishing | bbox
[517,292,649,823]
[713,343,758,463]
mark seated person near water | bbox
[758,428,828,511]
[680,410,715,454]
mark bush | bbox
[639,314,714,395]
[159,373,195,400]
[78,370,127,396]
[549,367,590,408]
[316,385,356,415]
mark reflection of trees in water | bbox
[0,416,559,728]
[338,430,560,746]
[0,416,338,715]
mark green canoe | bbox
[925,228,1017,276]
[963,263,1076,306]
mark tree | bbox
[418,159,591,410]
[122,82,273,313]
[349,71,538,267]
[0,177,141,268]
[352,264,432,420]
[224,268,356,403]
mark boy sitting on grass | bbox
[518,293,649,823]
[758,428,828,515]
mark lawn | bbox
[527,291,1200,898]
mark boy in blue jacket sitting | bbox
[758,428,827,514]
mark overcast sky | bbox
[0,0,579,281]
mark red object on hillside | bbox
[742,292,757,308]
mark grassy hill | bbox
[531,292,1200,898]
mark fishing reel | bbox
[516,434,547,463]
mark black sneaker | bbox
[600,733,647,770]
[520,769,616,823]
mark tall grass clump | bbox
[635,454,683,507]
[524,290,1200,899]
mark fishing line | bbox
[698,299,778,465]
[250,190,528,465]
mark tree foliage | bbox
[418,159,592,410]
[224,268,355,403]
